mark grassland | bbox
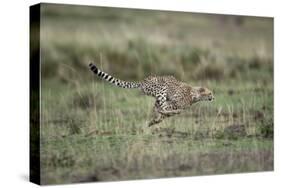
[36,4,273,184]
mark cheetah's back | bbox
[140,76,179,97]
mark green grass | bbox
[36,4,274,185]
[40,80,273,184]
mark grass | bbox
[35,3,274,185]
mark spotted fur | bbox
[89,63,214,126]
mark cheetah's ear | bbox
[199,87,205,93]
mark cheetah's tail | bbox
[89,63,141,89]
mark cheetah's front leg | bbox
[158,109,182,116]
[158,101,182,116]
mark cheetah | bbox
[89,63,214,126]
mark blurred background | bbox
[36,3,273,184]
[40,4,273,84]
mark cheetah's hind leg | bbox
[148,100,182,127]
[148,105,165,127]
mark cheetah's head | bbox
[192,87,215,103]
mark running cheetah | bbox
[89,63,214,126]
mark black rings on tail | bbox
[89,63,98,74]
[89,63,140,89]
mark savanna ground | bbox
[35,4,273,184]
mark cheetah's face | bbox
[198,87,214,101]
[191,87,214,104]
